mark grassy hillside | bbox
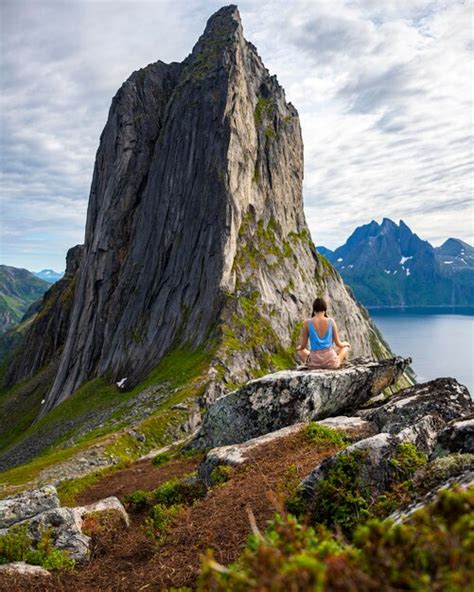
[0,265,49,333]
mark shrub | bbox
[152,451,172,467]
[153,476,207,506]
[209,465,234,486]
[0,524,31,564]
[143,503,183,542]
[389,442,427,480]
[198,486,473,591]
[0,524,75,572]
[124,489,152,511]
[309,450,370,535]
[303,423,348,450]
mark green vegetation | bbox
[57,466,124,506]
[390,441,427,479]
[143,503,184,542]
[286,442,429,537]
[303,423,348,451]
[209,465,234,486]
[0,524,75,572]
[198,486,474,592]
[254,97,274,125]
[152,451,173,467]
[0,344,216,491]
[153,475,207,506]
[124,489,152,511]
[308,450,371,535]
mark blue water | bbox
[369,307,474,396]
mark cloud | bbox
[0,0,472,271]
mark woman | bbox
[296,297,350,369]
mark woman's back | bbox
[308,317,333,350]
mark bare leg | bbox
[297,348,310,364]
[335,345,349,366]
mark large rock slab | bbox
[0,485,60,529]
[190,357,410,449]
[356,378,473,434]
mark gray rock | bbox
[356,378,473,434]
[190,357,410,449]
[28,507,90,563]
[0,485,60,529]
[199,423,306,485]
[73,496,130,528]
[0,562,51,577]
[435,416,474,455]
[301,415,443,499]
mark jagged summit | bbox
[5,5,392,418]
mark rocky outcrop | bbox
[435,416,474,454]
[0,486,129,565]
[7,5,396,421]
[0,485,60,529]
[355,378,473,434]
[299,377,473,507]
[191,357,410,449]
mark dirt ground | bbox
[1,431,337,591]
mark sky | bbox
[1,0,473,271]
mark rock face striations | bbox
[7,6,393,418]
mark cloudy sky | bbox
[1,0,472,271]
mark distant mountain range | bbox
[317,218,474,307]
[33,269,64,284]
[0,266,50,333]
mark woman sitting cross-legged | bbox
[296,297,350,369]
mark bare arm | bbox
[332,320,350,348]
[296,321,309,351]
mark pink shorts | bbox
[306,346,340,369]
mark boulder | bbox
[199,423,306,485]
[356,378,473,434]
[27,507,90,563]
[0,485,60,529]
[0,486,129,565]
[0,562,51,577]
[190,357,410,449]
[72,496,130,528]
[300,415,443,499]
[435,416,474,455]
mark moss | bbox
[210,465,234,486]
[389,442,427,480]
[303,422,348,451]
[124,489,152,512]
[254,97,274,125]
[152,451,173,467]
[143,503,183,542]
[264,125,276,140]
[153,474,207,506]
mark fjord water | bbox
[370,307,474,396]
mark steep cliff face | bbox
[9,6,394,418]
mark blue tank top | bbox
[308,318,333,350]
